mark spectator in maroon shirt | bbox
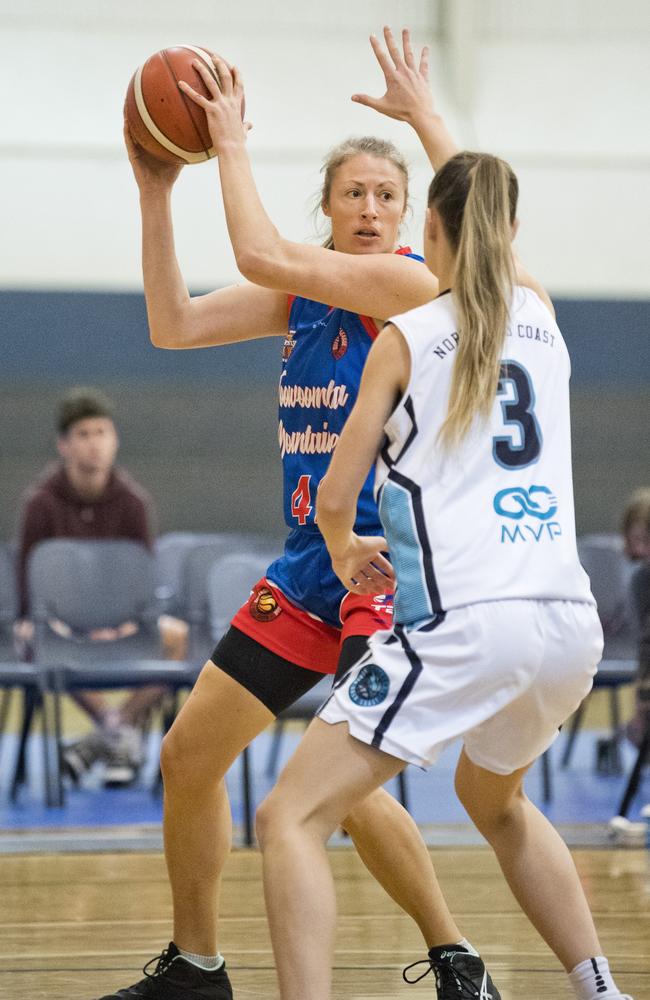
[16,387,186,785]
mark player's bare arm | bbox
[125,121,287,348]
[317,325,409,593]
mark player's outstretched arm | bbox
[353,27,459,172]
[317,325,409,594]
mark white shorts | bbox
[318,599,603,775]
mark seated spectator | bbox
[15,387,187,785]
[621,488,650,749]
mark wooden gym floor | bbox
[1,846,648,999]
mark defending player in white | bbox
[256,152,634,1000]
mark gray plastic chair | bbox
[186,536,282,661]
[578,534,638,659]
[0,544,56,805]
[561,535,639,770]
[28,539,200,803]
[206,549,282,641]
[154,532,240,616]
[617,560,650,816]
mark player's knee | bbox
[341,786,388,836]
[255,790,290,850]
[159,721,209,788]
[455,768,522,838]
[159,727,185,785]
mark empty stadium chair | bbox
[561,535,638,771]
[616,559,650,816]
[184,534,282,661]
[0,543,56,805]
[154,532,240,618]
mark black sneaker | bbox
[94,942,233,999]
[403,944,501,999]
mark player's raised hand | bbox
[352,26,434,126]
[329,534,396,596]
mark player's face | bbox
[323,154,407,255]
[57,417,118,476]
[624,520,650,561]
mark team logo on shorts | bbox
[348,664,390,708]
[331,329,348,359]
[249,585,282,622]
[282,331,296,361]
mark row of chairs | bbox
[0,532,646,818]
[567,534,646,815]
[0,533,287,841]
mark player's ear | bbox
[56,434,69,460]
[321,199,331,219]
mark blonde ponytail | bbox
[431,153,518,447]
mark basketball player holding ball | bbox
[97,29,499,1000]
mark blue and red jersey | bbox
[266,247,424,627]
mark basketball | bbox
[125,45,239,164]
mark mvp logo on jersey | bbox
[348,664,390,708]
[493,485,558,520]
[493,485,562,544]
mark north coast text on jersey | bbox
[432,323,556,361]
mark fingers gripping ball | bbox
[125,45,242,164]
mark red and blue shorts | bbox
[211,578,394,715]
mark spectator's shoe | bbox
[61,730,112,784]
[403,945,501,999]
[94,942,233,999]
[103,725,145,787]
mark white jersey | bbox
[378,286,594,625]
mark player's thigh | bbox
[259,717,404,839]
[454,747,531,825]
[164,623,331,775]
[163,658,274,777]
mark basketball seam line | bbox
[132,47,217,163]
[161,46,213,159]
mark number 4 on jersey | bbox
[291,474,314,525]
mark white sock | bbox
[458,938,479,957]
[178,947,224,972]
[569,957,624,999]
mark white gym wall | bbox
[1,0,649,296]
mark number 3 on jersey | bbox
[291,474,314,525]
[492,361,542,469]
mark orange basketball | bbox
[125,45,240,164]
